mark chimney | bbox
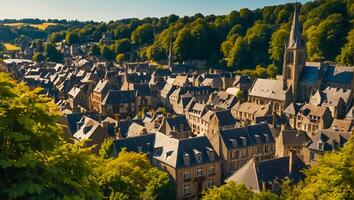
[289,149,295,174]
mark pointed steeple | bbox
[168,34,173,67]
[288,3,304,49]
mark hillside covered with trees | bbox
[0,0,353,71]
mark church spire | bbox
[288,3,304,49]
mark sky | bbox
[0,0,312,22]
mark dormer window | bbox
[241,137,247,147]
[206,147,215,161]
[137,146,143,152]
[183,153,190,166]
[255,135,261,143]
[193,149,202,164]
[230,139,237,148]
[153,147,163,156]
[318,141,323,150]
[264,134,269,143]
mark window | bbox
[183,153,190,165]
[265,145,269,153]
[183,171,191,181]
[196,168,203,177]
[208,166,215,176]
[183,185,191,195]
[255,135,261,143]
[241,149,247,158]
[231,150,239,160]
[241,137,247,146]
[318,142,323,150]
[264,134,269,143]
[230,139,237,148]
[194,151,203,163]
[207,179,214,188]
[310,152,316,161]
[137,146,143,152]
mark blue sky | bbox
[0,0,311,21]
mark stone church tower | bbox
[282,4,306,102]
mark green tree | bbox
[116,53,126,64]
[203,182,256,200]
[269,24,290,63]
[96,150,174,200]
[90,44,101,56]
[65,31,80,45]
[296,135,354,200]
[280,135,354,200]
[267,64,278,78]
[131,24,154,45]
[44,43,62,62]
[174,27,192,61]
[0,73,100,199]
[100,45,115,60]
[99,138,113,159]
[336,29,354,65]
[48,31,66,43]
[305,13,346,61]
[112,38,131,54]
[228,36,248,67]
[244,22,272,67]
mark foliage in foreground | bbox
[0,73,173,200]
[203,182,278,200]
[203,134,354,200]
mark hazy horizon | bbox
[0,0,311,22]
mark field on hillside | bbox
[3,22,57,30]
[4,43,20,51]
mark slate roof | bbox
[278,130,310,146]
[325,65,353,86]
[153,134,220,168]
[227,155,307,192]
[102,90,134,105]
[165,115,191,132]
[232,102,271,117]
[322,87,352,105]
[73,116,102,140]
[306,131,352,152]
[127,122,147,138]
[113,133,219,169]
[328,119,353,133]
[299,104,328,117]
[249,79,287,101]
[299,66,320,84]
[220,123,275,150]
[65,112,98,135]
[133,84,151,96]
[117,118,144,138]
[113,134,156,156]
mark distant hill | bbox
[0,0,353,68]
